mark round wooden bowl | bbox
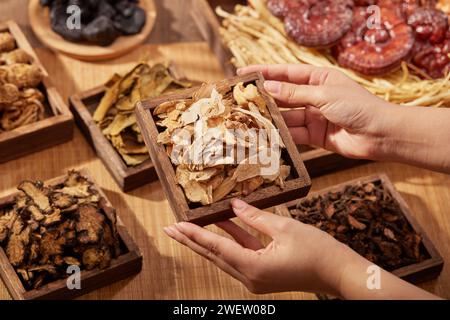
[28,0,156,62]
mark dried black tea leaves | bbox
[41,0,148,46]
[0,171,121,290]
[291,180,428,271]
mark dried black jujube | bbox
[40,0,147,47]
[82,16,119,47]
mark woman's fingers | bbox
[166,222,256,270]
[231,199,291,238]
[264,81,328,108]
[288,127,311,145]
[163,225,248,284]
[281,109,305,127]
[216,220,264,251]
[237,64,334,86]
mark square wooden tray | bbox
[0,20,73,164]
[192,0,368,177]
[136,72,312,226]
[273,173,444,299]
[0,169,142,300]
[69,65,197,192]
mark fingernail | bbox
[264,81,281,94]
[236,68,243,75]
[175,222,186,232]
[231,198,247,212]
[163,226,175,238]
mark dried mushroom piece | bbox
[0,170,122,289]
[154,81,290,205]
[0,32,15,53]
[0,64,43,89]
[18,181,51,213]
[0,32,47,132]
[0,49,32,65]
[94,63,193,166]
[292,181,428,271]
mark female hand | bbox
[238,64,450,173]
[164,198,348,296]
[164,199,439,299]
[238,64,394,160]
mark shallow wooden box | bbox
[273,173,444,299]
[69,65,196,192]
[0,169,142,300]
[0,20,73,164]
[192,0,368,177]
[136,72,312,226]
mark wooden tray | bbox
[193,0,368,178]
[69,65,195,192]
[273,173,444,299]
[0,169,143,300]
[28,0,157,62]
[0,20,73,164]
[136,72,312,226]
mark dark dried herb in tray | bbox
[291,180,429,271]
[0,170,121,290]
[40,0,147,46]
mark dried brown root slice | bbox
[76,204,105,245]
[82,246,112,270]
[18,180,52,214]
[0,32,15,53]
[284,0,355,48]
[0,209,17,242]
[6,219,31,267]
[337,7,415,75]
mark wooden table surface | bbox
[1,0,449,300]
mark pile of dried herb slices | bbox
[93,63,192,166]
[154,82,291,205]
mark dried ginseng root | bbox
[0,171,121,290]
[154,81,290,205]
[0,32,45,132]
[93,63,193,166]
[291,180,428,271]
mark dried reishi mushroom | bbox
[292,180,429,271]
[337,6,415,75]
[0,170,121,289]
[154,81,290,205]
[94,63,193,167]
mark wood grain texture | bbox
[1,0,449,300]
